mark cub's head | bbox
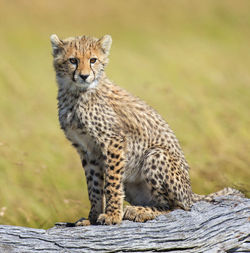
[50,34,112,91]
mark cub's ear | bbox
[98,35,112,55]
[50,34,64,56]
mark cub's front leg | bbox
[83,158,106,225]
[97,138,125,225]
[75,150,105,225]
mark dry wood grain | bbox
[0,196,249,252]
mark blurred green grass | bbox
[0,0,249,228]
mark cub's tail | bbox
[192,187,245,203]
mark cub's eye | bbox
[69,58,77,64]
[90,58,97,64]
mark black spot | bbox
[116,167,124,174]
[90,160,98,166]
[90,170,95,176]
[100,142,105,148]
[82,159,87,167]
[152,165,156,170]
[151,179,157,185]
[87,176,93,181]
[94,181,98,186]
[72,143,79,148]
[94,189,100,194]
[109,175,115,180]
[110,165,114,170]
[115,184,120,189]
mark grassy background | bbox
[0,0,249,228]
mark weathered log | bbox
[0,196,249,252]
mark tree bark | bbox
[0,196,249,252]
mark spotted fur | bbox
[50,34,244,225]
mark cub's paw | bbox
[75,217,91,226]
[123,206,156,222]
[97,213,122,225]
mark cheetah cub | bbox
[50,34,243,225]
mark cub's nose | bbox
[79,74,89,81]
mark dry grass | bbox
[0,0,249,228]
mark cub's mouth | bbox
[73,78,99,90]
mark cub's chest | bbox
[58,102,85,128]
[65,128,101,161]
[58,100,100,158]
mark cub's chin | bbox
[73,79,99,91]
